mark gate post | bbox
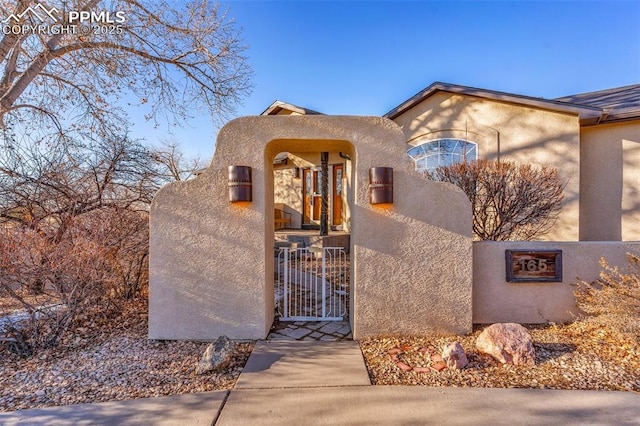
[283,248,289,319]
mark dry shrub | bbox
[0,208,148,355]
[71,208,149,300]
[0,135,197,356]
[574,253,640,344]
[426,160,564,241]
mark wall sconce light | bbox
[293,167,301,179]
[369,167,393,204]
[228,166,252,202]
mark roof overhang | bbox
[595,107,640,125]
[384,82,604,126]
[261,100,323,116]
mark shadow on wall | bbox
[274,166,303,228]
[149,171,268,340]
[398,92,581,241]
[623,137,640,239]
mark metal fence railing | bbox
[275,247,348,321]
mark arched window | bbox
[407,138,477,172]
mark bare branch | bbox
[0,0,252,135]
[427,160,565,241]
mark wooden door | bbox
[303,169,322,225]
[332,165,343,226]
[304,166,342,227]
[303,168,312,224]
[312,171,322,221]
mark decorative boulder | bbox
[195,335,236,375]
[442,341,468,369]
[475,323,536,366]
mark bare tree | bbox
[427,160,565,241]
[152,138,206,182]
[0,0,251,144]
[0,135,159,233]
[0,137,200,354]
[0,0,237,354]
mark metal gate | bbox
[275,247,348,321]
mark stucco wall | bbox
[392,92,582,241]
[150,115,473,341]
[274,169,303,228]
[473,241,640,324]
[149,137,269,340]
[580,121,640,241]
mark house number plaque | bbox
[505,250,562,283]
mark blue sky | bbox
[129,1,640,158]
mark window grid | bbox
[407,138,477,172]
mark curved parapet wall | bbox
[149,115,472,340]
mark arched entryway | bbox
[266,139,355,336]
[150,115,472,342]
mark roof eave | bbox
[261,100,299,116]
[261,100,323,116]
[384,82,603,123]
[584,109,640,126]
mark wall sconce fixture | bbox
[228,166,252,202]
[369,167,393,204]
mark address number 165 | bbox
[518,259,548,272]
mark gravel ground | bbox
[0,298,253,412]
[2,297,638,413]
[360,322,640,392]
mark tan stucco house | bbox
[268,82,640,242]
[149,82,639,341]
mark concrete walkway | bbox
[2,340,639,425]
[219,387,640,425]
[236,340,370,389]
[0,391,226,425]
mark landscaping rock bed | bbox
[0,299,253,412]
[360,322,639,392]
[2,296,638,413]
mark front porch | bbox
[273,151,348,233]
